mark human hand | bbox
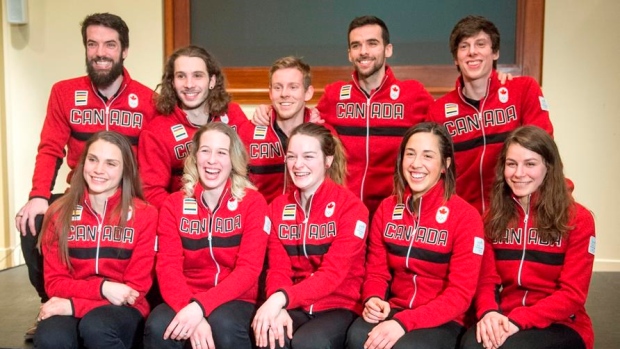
[364,319,405,349]
[362,297,390,323]
[267,309,293,349]
[252,291,287,348]
[15,198,48,236]
[308,108,325,124]
[164,301,204,341]
[497,71,514,85]
[38,296,72,320]
[476,311,512,349]
[101,281,139,306]
[252,104,272,126]
[190,318,215,349]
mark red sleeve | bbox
[282,200,368,309]
[315,86,336,122]
[518,77,553,136]
[393,206,484,331]
[265,202,295,296]
[507,205,595,329]
[42,219,105,302]
[474,240,502,318]
[155,196,195,312]
[404,80,433,123]
[121,203,158,304]
[30,84,71,199]
[193,193,269,316]
[138,124,173,208]
[361,202,391,302]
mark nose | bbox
[514,164,525,177]
[93,162,104,173]
[411,155,422,168]
[185,76,194,89]
[468,44,477,56]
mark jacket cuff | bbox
[189,299,206,317]
[274,289,289,309]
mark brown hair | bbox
[485,126,573,243]
[39,131,144,269]
[288,123,347,186]
[348,15,390,46]
[81,13,129,51]
[449,15,500,70]
[156,45,231,116]
[393,122,456,204]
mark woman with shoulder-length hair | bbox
[35,131,158,349]
[461,125,595,349]
[253,123,369,349]
[346,122,484,349]
[144,122,269,349]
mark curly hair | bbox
[156,45,231,116]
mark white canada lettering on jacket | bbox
[70,108,144,128]
[250,142,283,159]
[179,215,242,235]
[278,222,337,240]
[174,140,193,160]
[336,103,404,120]
[444,106,517,137]
[384,223,448,246]
[494,227,562,247]
[69,225,135,244]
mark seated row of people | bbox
[35,122,594,349]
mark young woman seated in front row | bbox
[461,126,595,349]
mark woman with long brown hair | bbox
[462,126,595,349]
[35,131,157,349]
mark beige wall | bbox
[0,0,163,268]
[1,1,618,271]
[543,0,620,271]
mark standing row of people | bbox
[15,11,594,349]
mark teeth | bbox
[281,102,292,106]
[410,173,425,179]
[295,172,309,177]
[205,169,219,174]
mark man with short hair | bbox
[15,12,157,339]
[427,15,553,214]
[238,56,317,203]
[315,15,433,217]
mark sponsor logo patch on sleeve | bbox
[75,91,88,106]
[72,205,83,221]
[282,204,296,220]
[253,125,268,140]
[264,217,271,235]
[339,85,352,100]
[539,96,549,111]
[473,236,484,255]
[171,124,188,141]
[183,198,198,215]
[588,236,596,255]
[354,220,367,239]
[392,204,405,220]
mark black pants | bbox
[144,300,255,349]
[261,308,357,349]
[20,194,64,303]
[459,323,586,349]
[346,311,464,349]
[34,304,143,349]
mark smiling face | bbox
[85,25,127,88]
[348,24,393,81]
[173,56,216,111]
[401,132,449,200]
[196,130,232,195]
[269,67,313,121]
[286,134,333,196]
[455,30,499,83]
[504,143,547,206]
[83,139,123,200]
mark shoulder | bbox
[445,194,482,221]
[241,188,268,206]
[570,202,595,228]
[51,75,89,91]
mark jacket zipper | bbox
[92,81,128,131]
[295,191,315,313]
[405,196,421,308]
[203,189,225,286]
[458,78,491,212]
[514,195,530,305]
[84,199,107,275]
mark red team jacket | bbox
[316,66,433,216]
[363,182,484,331]
[266,178,369,314]
[156,182,269,316]
[138,104,250,208]
[427,70,553,214]
[30,69,156,200]
[475,196,595,349]
[41,189,157,318]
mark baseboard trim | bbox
[594,259,620,272]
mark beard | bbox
[86,56,124,89]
